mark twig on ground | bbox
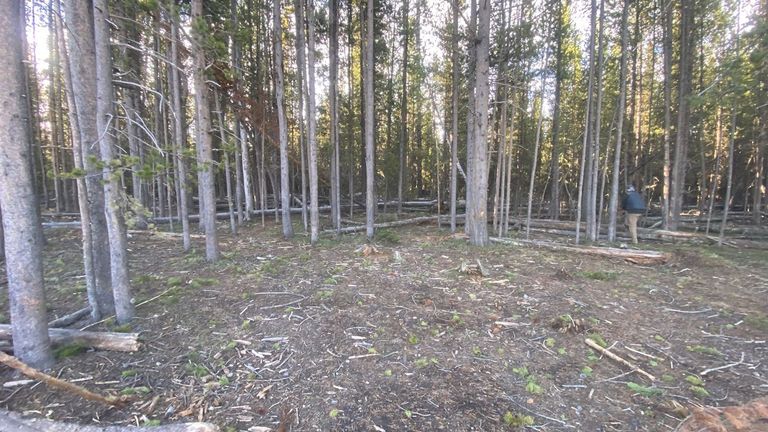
[584,339,656,381]
[700,352,746,376]
[259,296,306,310]
[663,307,712,314]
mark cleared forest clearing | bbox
[1,222,767,431]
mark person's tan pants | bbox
[625,213,640,244]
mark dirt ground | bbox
[1,217,767,431]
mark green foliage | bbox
[627,382,664,397]
[375,229,400,244]
[685,375,704,386]
[502,411,534,427]
[121,369,138,378]
[689,386,710,398]
[121,386,151,395]
[54,343,87,359]
[686,345,723,356]
[587,332,608,348]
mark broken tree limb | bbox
[490,237,670,265]
[584,338,656,381]
[700,352,746,376]
[48,307,92,328]
[0,409,220,432]
[0,351,131,407]
[0,325,140,352]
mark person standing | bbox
[622,185,646,244]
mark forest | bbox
[0,0,767,430]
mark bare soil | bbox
[1,219,767,431]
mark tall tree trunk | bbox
[94,0,134,323]
[576,0,598,244]
[294,0,309,232]
[0,0,54,369]
[465,0,478,235]
[661,0,673,229]
[549,0,564,220]
[215,92,237,235]
[398,0,409,216]
[608,0,630,242]
[719,109,737,245]
[56,0,99,322]
[307,0,320,244]
[330,0,341,233]
[467,0,491,246]
[587,0,606,242]
[670,0,693,230]
[449,0,459,233]
[170,7,191,250]
[274,0,293,239]
[364,0,376,240]
[64,0,114,319]
[191,0,220,262]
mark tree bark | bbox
[549,0,564,220]
[94,0,135,323]
[274,0,293,239]
[330,0,341,234]
[467,0,491,246]
[576,0,597,244]
[662,0,673,230]
[170,8,191,251]
[608,0,630,242]
[0,325,140,352]
[191,0,220,262]
[306,0,320,244]
[398,0,409,217]
[450,0,459,233]
[364,0,376,240]
[0,0,54,369]
[670,0,693,230]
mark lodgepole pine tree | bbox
[0,0,54,369]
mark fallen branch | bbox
[127,230,205,240]
[584,339,656,381]
[0,325,140,352]
[48,307,92,328]
[700,352,745,376]
[325,215,443,234]
[0,351,130,407]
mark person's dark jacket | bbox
[622,191,646,214]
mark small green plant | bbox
[661,374,675,383]
[685,375,704,386]
[544,337,556,348]
[376,229,400,244]
[384,369,393,377]
[403,409,413,419]
[317,290,334,300]
[627,382,664,397]
[54,343,87,359]
[408,334,419,345]
[121,386,151,395]
[525,380,544,395]
[579,270,618,281]
[502,411,534,427]
[112,323,133,333]
[686,345,722,356]
[654,335,665,342]
[689,386,710,398]
[241,319,251,330]
[185,363,208,378]
[414,358,430,368]
[166,276,183,287]
[451,313,464,325]
[121,369,138,378]
[581,366,593,377]
[218,376,230,386]
[557,347,567,355]
[329,408,340,418]
[142,419,162,427]
[512,366,529,378]
[323,276,338,285]
[472,346,483,356]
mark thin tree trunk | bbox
[215,92,237,235]
[706,106,723,235]
[294,0,309,232]
[94,0,134,323]
[587,0,606,242]
[608,0,630,242]
[0,0,54,369]
[670,0,693,230]
[274,0,293,239]
[170,8,191,250]
[56,0,99,322]
[364,0,376,240]
[662,0,673,229]
[467,0,491,246]
[191,0,220,262]
[549,0,564,220]
[719,109,737,245]
[330,0,341,233]
[398,0,409,217]
[526,66,547,240]
[307,0,320,244]
[449,0,459,233]
[576,0,598,244]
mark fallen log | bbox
[490,237,670,265]
[0,409,219,432]
[48,307,92,328]
[0,325,140,352]
[325,215,447,234]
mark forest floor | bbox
[1,217,768,431]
